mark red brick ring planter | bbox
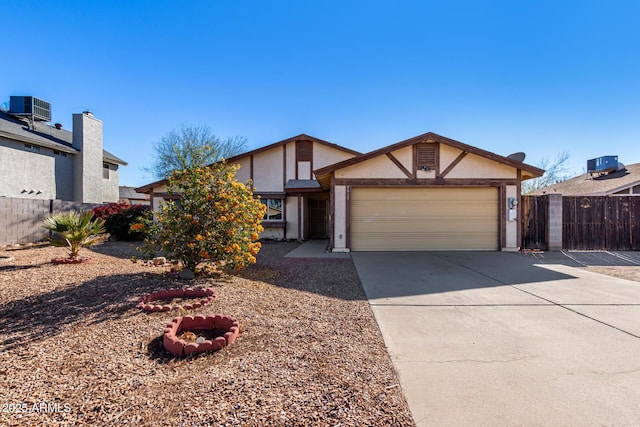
[137,288,217,312]
[163,315,240,356]
[51,257,93,264]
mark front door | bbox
[309,199,329,238]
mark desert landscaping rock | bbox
[178,268,195,279]
[0,241,416,426]
[152,256,167,266]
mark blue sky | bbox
[3,1,640,187]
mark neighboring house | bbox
[137,132,543,252]
[119,186,150,205]
[0,96,127,203]
[532,162,640,196]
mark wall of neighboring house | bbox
[0,138,74,201]
[102,163,120,203]
[613,185,640,195]
[73,113,105,204]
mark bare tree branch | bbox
[142,125,248,180]
[522,151,572,194]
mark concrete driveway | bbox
[352,251,640,426]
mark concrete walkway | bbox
[352,251,640,426]
[284,239,350,259]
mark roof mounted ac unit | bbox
[9,96,51,122]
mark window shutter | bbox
[417,144,437,167]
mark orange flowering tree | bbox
[142,161,266,273]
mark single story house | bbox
[533,162,640,196]
[119,186,151,205]
[137,132,543,252]
[0,96,127,203]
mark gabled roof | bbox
[532,162,640,196]
[314,131,544,188]
[103,149,128,166]
[119,186,149,201]
[137,134,360,193]
[0,111,126,164]
[225,133,361,163]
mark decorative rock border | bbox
[137,288,217,312]
[163,315,240,356]
[51,257,93,265]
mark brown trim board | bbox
[499,184,506,249]
[334,178,519,187]
[439,151,468,178]
[386,153,412,178]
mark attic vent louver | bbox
[9,96,51,122]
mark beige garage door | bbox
[351,187,499,251]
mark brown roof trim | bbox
[135,178,167,194]
[136,134,361,194]
[314,132,544,184]
[225,133,361,162]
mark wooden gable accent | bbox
[296,140,313,162]
[416,143,437,169]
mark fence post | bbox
[547,194,563,251]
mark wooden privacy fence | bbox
[522,195,640,250]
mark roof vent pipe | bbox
[54,123,62,129]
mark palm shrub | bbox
[43,210,106,259]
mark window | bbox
[416,144,437,170]
[24,143,41,152]
[103,163,110,179]
[261,198,283,221]
[53,150,67,157]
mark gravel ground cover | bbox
[0,241,414,426]
[585,266,640,282]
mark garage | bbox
[350,187,499,251]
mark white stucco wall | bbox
[314,144,356,171]
[505,184,518,250]
[261,227,285,239]
[232,157,252,184]
[253,148,283,191]
[285,196,299,239]
[285,143,296,182]
[390,146,413,171]
[445,152,517,179]
[336,155,408,179]
[333,185,348,251]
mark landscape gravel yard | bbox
[0,241,414,426]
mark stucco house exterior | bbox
[0,96,127,204]
[137,132,543,252]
